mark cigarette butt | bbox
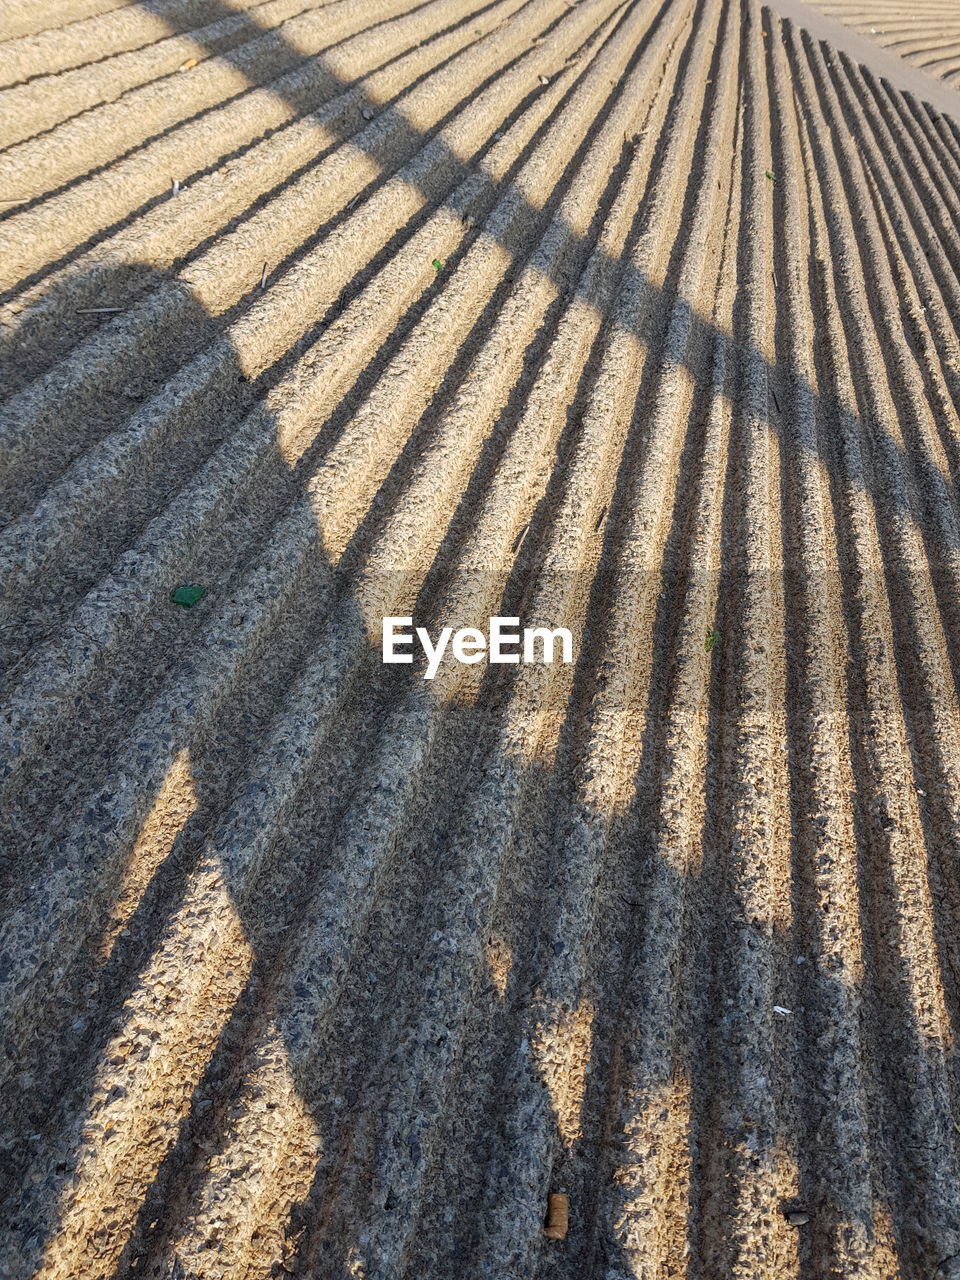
[544,1192,568,1240]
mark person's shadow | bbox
[0,245,663,1280]
[0,226,605,1275]
[1,4,694,1272]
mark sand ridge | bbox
[2,0,960,1276]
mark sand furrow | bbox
[0,0,326,147]
[4,0,960,1275]
[815,0,960,84]
[1,7,651,1260]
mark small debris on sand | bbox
[170,585,207,607]
[544,1192,569,1240]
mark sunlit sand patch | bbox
[159,1018,322,1279]
[484,932,514,998]
[37,854,256,1280]
[864,1188,904,1276]
[96,748,197,967]
[343,1244,369,1278]
[607,1073,694,1279]
[533,997,595,1149]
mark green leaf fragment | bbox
[432,259,443,271]
[765,170,775,181]
[705,629,720,652]
[171,584,207,607]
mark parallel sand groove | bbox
[3,0,960,1276]
[812,0,960,86]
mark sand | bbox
[812,0,960,87]
[2,0,960,1276]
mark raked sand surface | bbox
[4,0,960,1276]
[812,0,960,87]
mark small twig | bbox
[511,522,529,553]
[259,262,268,289]
[771,387,780,413]
[594,504,607,531]
[76,307,123,314]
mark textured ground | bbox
[812,0,960,86]
[4,0,960,1276]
